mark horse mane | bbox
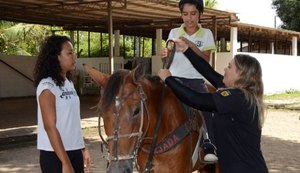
[100,69,130,110]
[100,68,162,111]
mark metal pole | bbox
[108,0,114,74]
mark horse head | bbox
[84,63,159,172]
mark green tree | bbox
[205,0,218,8]
[0,33,7,53]
[272,0,300,31]
[0,21,51,55]
[0,21,16,54]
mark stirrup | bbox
[201,139,218,163]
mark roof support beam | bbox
[108,0,114,74]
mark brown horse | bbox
[83,63,219,173]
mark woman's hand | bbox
[82,147,92,172]
[158,69,172,81]
[173,37,189,52]
[179,36,211,62]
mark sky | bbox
[216,0,282,28]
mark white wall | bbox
[215,52,300,94]
[1,52,300,97]
[244,53,300,94]
[0,54,36,97]
[0,54,123,98]
[215,52,232,74]
[75,57,124,95]
[151,55,163,76]
[76,56,124,75]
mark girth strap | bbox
[154,121,191,154]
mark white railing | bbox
[75,57,124,95]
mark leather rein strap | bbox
[143,84,166,173]
[163,40,176,69]
[143,40,176,172]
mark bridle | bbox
[99,83,150,163]
[110,84,148,162]
[99,80,167,173]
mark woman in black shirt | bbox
[158,38,268,173]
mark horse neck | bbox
[143,83,187,136]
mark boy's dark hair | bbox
[179,0,204,14]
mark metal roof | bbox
[0,0,239,39]
[1,0,299,42]
[232,22,300,42]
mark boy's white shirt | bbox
[168,24,216,79]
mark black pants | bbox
[176,77,215,143]
[40,149,84,173]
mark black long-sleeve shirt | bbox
[165,48,268,173]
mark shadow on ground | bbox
[0,95,100,129]
[0,127,299,173]
[262,135,300,173]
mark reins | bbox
[142,40,177,172]
[143,84,166,172]
[163,40,176,69]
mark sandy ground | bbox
[0,98,300,172]
[261,109,300,173]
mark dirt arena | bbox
[0,96,300,173]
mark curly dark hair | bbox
[179,0,204,14]
[33,35,73,87]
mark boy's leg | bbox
[201,111,218,162]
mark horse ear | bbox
[83,64,109,88]
[131,62,146,83]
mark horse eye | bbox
[133,107,140,117]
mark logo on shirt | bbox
[195,40,204,48]
[220,90,231,97]
[41,81,54,88]
[60,89,77,99]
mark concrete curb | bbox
[0,117,98,150]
